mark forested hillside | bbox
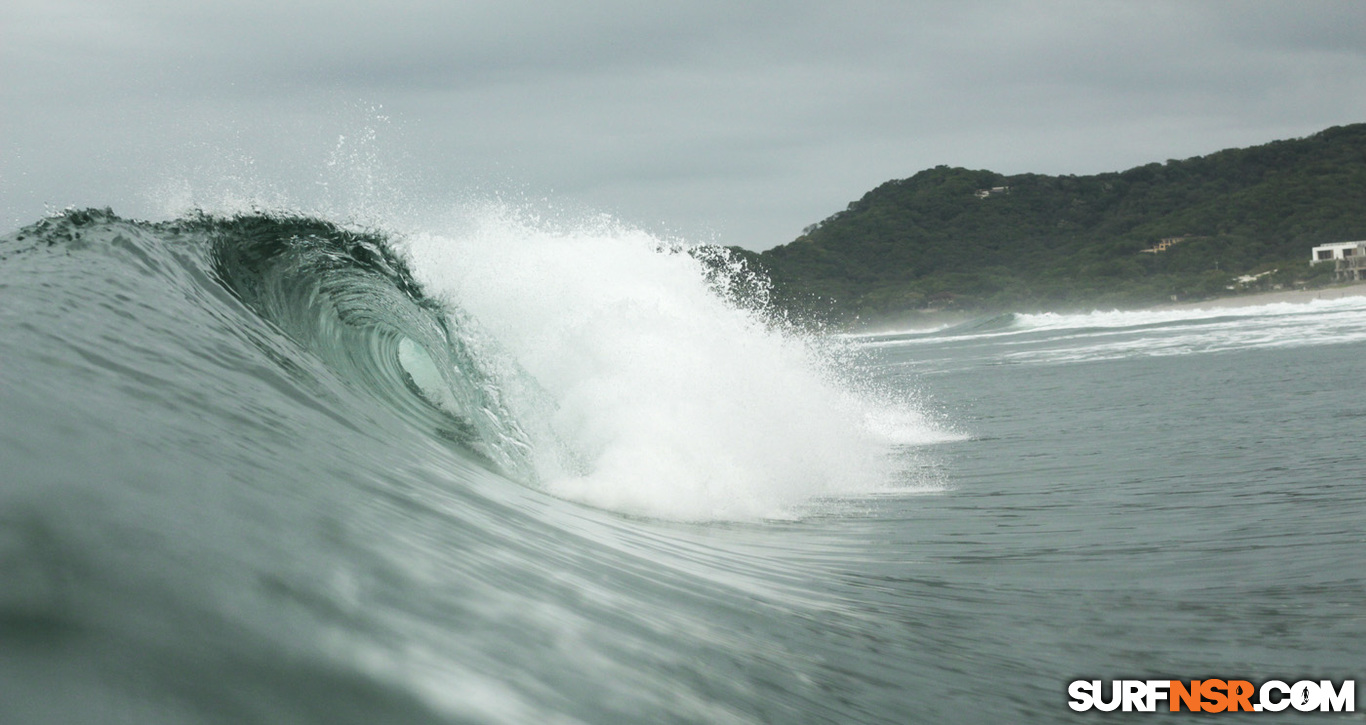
[742,123,1366,318]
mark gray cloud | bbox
[4,0,1366,247]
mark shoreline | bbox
[1144,281,1366,311]
[845,280,1366,335]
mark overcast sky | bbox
[4,1,1366,248]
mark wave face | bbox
[0,207,949,723]
[203,212,536,478]
[0,208,937,515]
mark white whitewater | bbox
[404,203,951,520]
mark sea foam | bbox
[405,203,944,520]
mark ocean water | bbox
[1,208,1362,724]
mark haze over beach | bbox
[1150,280,1366,310]
[4,1,1366,248]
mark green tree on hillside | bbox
[750,123,1366,320]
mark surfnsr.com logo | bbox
[1067,679,1355,713]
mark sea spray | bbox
[133,128,954,519]
[404,203,946,520]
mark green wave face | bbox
[205,214,536,479]
[11,209,535,481]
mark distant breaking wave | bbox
[857,296,1366,365]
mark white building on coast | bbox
[1310,240,1366,262]
[1311,240,1366,281]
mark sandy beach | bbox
[1151,280,1366,311]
